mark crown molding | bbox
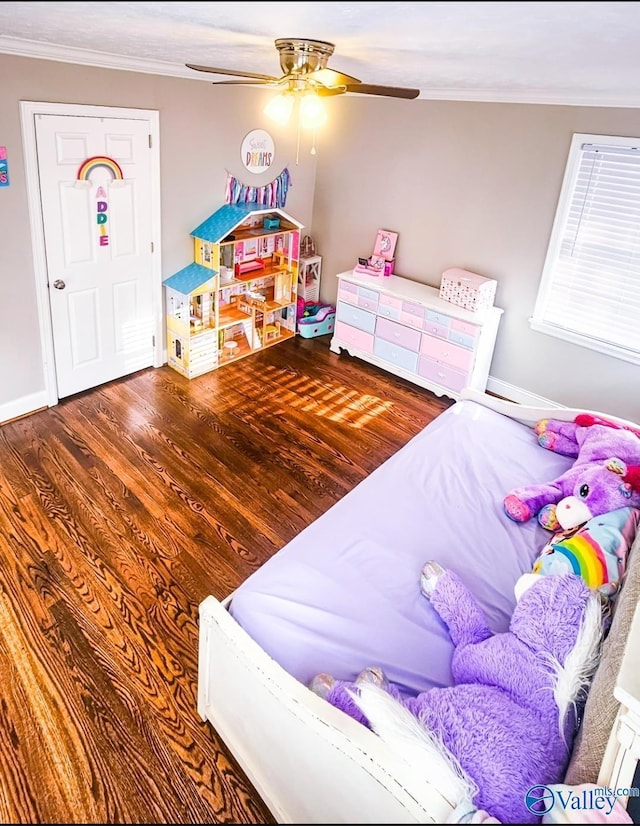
[0,35,207,81]
[417,88,640,108]
[2,35,640,109]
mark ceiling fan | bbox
[186,37,420,100]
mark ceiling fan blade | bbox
[315,86,348,97]
[344,83,420,100]
[307,67,361,87]
[186,63,279,82]
[208,79,279,87]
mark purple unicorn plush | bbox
[504,417,640,530]
[310,565,604,824]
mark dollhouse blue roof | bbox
[162,262,215,294]
[190,202,302,243]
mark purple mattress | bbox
[228,399,573,697]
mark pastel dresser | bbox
[330,270,503,400]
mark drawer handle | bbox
[437,371,445,378]
[394,332,401,338]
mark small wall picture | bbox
[373,229,398,261]
[243,239,258,260]
[241,129,275,174]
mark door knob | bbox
[53,279,66,290]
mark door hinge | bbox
[151,241,154,253]
[148,134,152,149]
[152,335,156,347]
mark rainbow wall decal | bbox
[77,155,124,181]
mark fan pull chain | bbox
[310,128,317,156]
[295,109,301,165]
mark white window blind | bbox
[531,133,640,365]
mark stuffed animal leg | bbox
[423,564,493,648]
[535,418,583,457]
[504,466,584,524]
[309,666,404,728]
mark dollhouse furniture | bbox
[163,202,302,379]
[330,269,503,401]
[197,389,640,822]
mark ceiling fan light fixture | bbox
[299,92,327,129]
[264,91,294,125]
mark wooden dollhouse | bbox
[163,203,303,379]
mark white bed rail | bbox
[461,388,640,431]
[198,594,457,824]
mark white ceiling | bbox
[2,1,640,107]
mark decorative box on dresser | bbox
[330,270,503,400]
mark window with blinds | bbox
[530,133,640,366]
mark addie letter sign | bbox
[241,129,275,174]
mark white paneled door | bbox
[34,112,157,399]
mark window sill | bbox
[529,318,640,367]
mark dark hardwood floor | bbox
[0,334,452,824]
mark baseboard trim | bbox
[486,376,564,409]
[0,390,49,426]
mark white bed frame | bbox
[197,389,640,823]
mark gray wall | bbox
[1,53,639,422]
[312,96,640,420]
[0,54,316,419]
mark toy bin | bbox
[297,304,336,338]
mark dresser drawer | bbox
[380,293,403,311]
[425,308,453,328]
[400,300,425,329]
[339,279,358,294]
[378,293,402,321]
[420,334,474,371]
[358,293,379,312]
[417,357,467,392]
[448,329,475,349]
[334,320,374,353]
[336,301,376,334]
[358,285,380,303]
[374,338,419,373]
[450,318,480,339]
[357,285,379,312]
[378,303,402,321]
[422,319,449,339]
[376,316,421,352]
[338,288,359,305]
[401,311,425,329]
